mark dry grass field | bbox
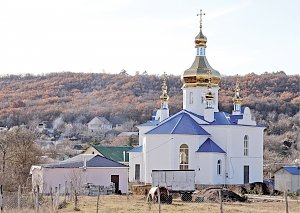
[56,195,300,213]
[3,195,300,213]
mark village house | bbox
[30,154,128,194]
[87,116,112,133]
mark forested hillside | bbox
[0,71,298,127]
[0,71,299,169]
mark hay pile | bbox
[195,188,247,202]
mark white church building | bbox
[128,14,264,185]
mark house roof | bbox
[146,111,210,135]
[281,166,300,175]
[196,138,226,153]
[40,154,127,168]
[128,145,143,153]
[118,132,138,137]
[92,145,133,162]
[88,116,112,125]
[138,120,160,127]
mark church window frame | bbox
[189,92,194,104]
[179,144,189,170]
[244,135,249,156]
[217,159,222,175]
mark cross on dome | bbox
[197,9,206,29]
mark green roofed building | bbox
[84,145,133,165]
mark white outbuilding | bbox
[274,166,300,193]
[30,154,128,194]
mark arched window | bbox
[179,144,189,170]
[217,160,222,175]
[244,135,249,156]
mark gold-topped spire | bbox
[233,77,242,104]
[205,70,214,101]
[195,9,207,48]
[160,72,169,102]
[181,10,221,88]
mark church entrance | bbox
[244,165,249,184]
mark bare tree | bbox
[0,127,42,190]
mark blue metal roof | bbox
[146,112,210,135]
[282,166,300,175]
[42,154,127,168]
[185,110,237,125]
[196,138,226,153]
[128,145,143,153]
[229,114,243,124]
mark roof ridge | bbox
[171,113,185,134]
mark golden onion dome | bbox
[181,30,221,88]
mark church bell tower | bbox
[181,10,221,116]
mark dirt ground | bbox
[57,195,300,213]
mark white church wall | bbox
[128,152,144,182]
[143,135,174,183]
[201,125,229,152]
[183,86,219,116]
[137,126,156,146]
[201,125,264,184]
[169,135,207,171]
[226,126,264,184]
[195,153,225,185]
[143,134,207,184]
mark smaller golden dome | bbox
[233,80,242,104]
[195,30,207,48]
[160,73,169,102]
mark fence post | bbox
[157,186,161,213]
[50,187,53,211]
[18,185,21,210]
[219,189,223,213]
[58,184,61,205]
[74,189,78,211]
[64,181,67,203]
[284,190,289,213]
[35,185,40,213]
[55,187,58,212]
[96,186,100,213]
[0,185,3,213]
[70,181,73,202]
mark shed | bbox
[274,166,300,193]
[30,154,128,194]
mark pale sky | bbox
[0,0,299,76]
